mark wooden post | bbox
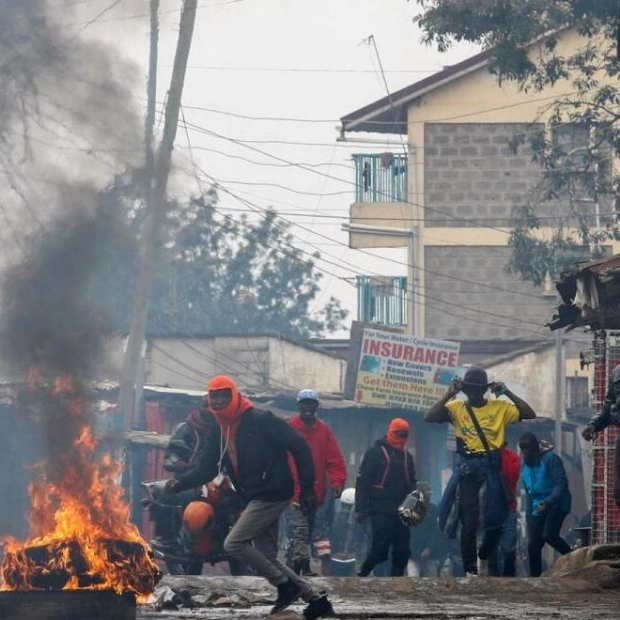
[118,0,198,431]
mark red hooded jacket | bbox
[501,446,521,512]
[288,416,347,506]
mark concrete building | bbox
[144,333,346,395]
[339,27,617,342]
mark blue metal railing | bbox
[357,275,407,326]
[353,153,407,203]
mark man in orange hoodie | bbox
[287,389,347,576]
[166,376,335,619]
[355,417,416,577]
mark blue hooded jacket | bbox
[521,444,571,516]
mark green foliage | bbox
[412,0,620,281]
[99,177,348,339]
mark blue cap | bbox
[296,389,319,402]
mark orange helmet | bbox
[183,501,215,535]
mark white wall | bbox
[145,335,345,395]
[487,347,557,417]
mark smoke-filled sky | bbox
[0,0,144,263]
[75,0,479,333]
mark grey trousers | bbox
[224,499,318,602]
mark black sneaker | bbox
[270,580,302,615]
[303,595,336,620]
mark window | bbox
[551,123,590,169]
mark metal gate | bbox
[590,331,620,543]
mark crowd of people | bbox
[156,363,617,618]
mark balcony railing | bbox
[357,275,407,326]
[353,153,407,203]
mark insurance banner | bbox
[354,328,460,411]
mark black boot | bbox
[302,595,337,619]
[609,559,620,569]
[270,580,302,615]
[357,561,372,577]
[300,558,319,576]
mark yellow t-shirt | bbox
[446,399,520,453]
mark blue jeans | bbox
[488,511,518,576]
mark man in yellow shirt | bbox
[425,366,536,576]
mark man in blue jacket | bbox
[519,432,572,577]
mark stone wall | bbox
[424,245,556,340]
[424,122,547,227]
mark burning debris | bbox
[0,0,161,602]
[0,204,161,597]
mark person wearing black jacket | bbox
[355,417,416,577]
[164,405,216,473]
[165,375,335,620]
[582,362,620,515]
[149,405,217,548]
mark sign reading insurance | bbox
[355,328,460,410]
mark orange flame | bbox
[1,373,161,596]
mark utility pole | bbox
[118,0,198,430]
[144,0,159,187]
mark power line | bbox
[192,169,568,338]
[65,0,245,25]
[180,65,438,74]
[184,120,511,235]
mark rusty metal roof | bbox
[551,253,620,331]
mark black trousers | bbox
[459,466,502,574]
[526,508,571,577]
[359,513,410,576]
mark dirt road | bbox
[138,573,620,619]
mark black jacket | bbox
[164,408,216,473]
[173,407,315,504]
[355,438,416,516]
[589,364,620,431]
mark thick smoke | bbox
[0,0,144,246]
[0,0,149,536]
[0,189,127,379]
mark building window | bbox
[551,123,590,168]
[356,275,407,326]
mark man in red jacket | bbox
[288,389,347,576]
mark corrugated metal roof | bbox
[551,252,620,331]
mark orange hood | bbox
[386,417,409,450]
[207,375,253,426]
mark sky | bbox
[77,0,481,337]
